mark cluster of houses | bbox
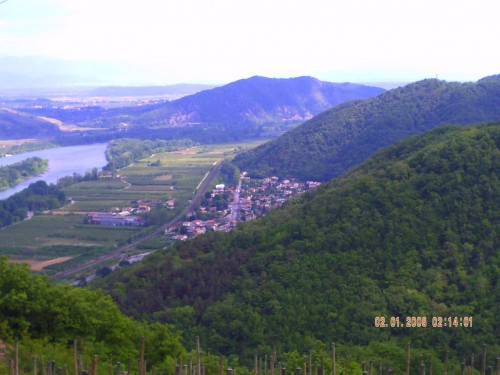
[237,175,321,221]
[165,184,234,241]
[84,174,320,236]
[166,218,235,241]
[135,198,176,209]
[166,175,321,241]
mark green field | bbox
[0,214,142,248]
[0,139,267,272]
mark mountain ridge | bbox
[10,76,384,142]
[112,76,384,129]
[0,108,62,138]
[233,75,500,181]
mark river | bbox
[0,143,108,200]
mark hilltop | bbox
[93,123,500,358]
[233,75,500,181]
[20,76,384,140]
[143,76,385,127]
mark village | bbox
[165,173,321,241]
[83,173,321,242]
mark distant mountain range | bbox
[129,76,385,127]
[233,74,500,181]
[10,76,384,142]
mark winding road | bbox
[231,178,242,221]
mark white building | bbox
[215,184,225,192]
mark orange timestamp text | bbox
[374,316,473,328]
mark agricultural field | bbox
[0,214,143,248]
[0,139,266,273]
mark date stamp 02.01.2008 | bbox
[374,316,473,328]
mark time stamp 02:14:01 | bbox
[374,316,473,328]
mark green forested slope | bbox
[0,257,185,373]
[157,76,384,126]
[0,157,47,190]
[90,76,383,128]
[95,123,500,359]
[234,75,500,181]
[0,108,62,139]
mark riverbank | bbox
[0,157,48,190]
[0,143,108,200]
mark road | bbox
[51,162,222,279]
[231,178,242,221]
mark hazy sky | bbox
[1,0,499,85]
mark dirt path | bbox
[120,177,131,189]
[10,256,75,271]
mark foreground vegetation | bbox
[0,256,185,374]
[94,123,500,359]
[2,259,497,375]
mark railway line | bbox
[52,162,222,279]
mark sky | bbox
[0,0,499,86]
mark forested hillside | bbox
[234,75,500,181]
[94,123,500,359]
[0,257,185,373]
[0,108,62,139]
[149,76,384,126]
[21,76,384,132]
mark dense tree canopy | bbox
[234,75,500,181]
[0,157,48,190]
[95,123,500,360]
[0,256,185,373]
[0,180,66,227]
[1,123,498,373]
